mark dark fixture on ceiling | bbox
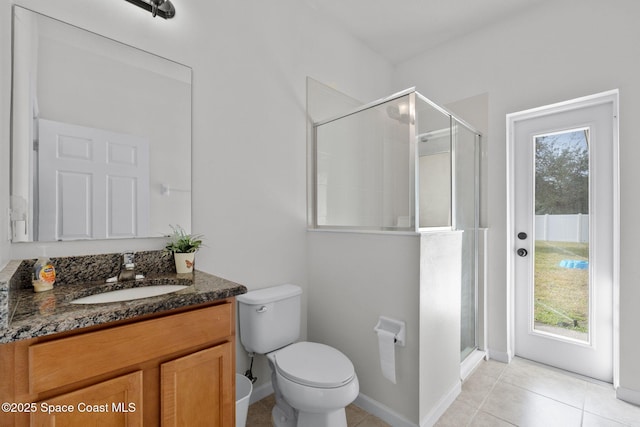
[125,0,176,19]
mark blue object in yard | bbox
[559,259,589,269]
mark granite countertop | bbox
[0,254,247,344]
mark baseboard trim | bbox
[354,393,418,427]
[248,381,465,426]
[419,381,461,427]
[616,385,640,406]
[487,348,512,364]
[461,349,487,381]
[249,381,274,405]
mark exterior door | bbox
[508,91,618,382]
[38,119,150,240]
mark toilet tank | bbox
[236,284,302,354]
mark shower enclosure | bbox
[310,87,481,362]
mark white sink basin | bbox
[70,285,189,304]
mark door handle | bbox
[517,248,528,257]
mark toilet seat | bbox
[274,342,355,388]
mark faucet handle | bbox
[122,251,135,265]
[117,252,136,281]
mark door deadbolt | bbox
[517,232,527,240]
[517,248,528,257]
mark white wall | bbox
[394,0,640,396]
[307,231,421,423]
[307,230,463,426]
[0,0,393,390]
[419,232,462,425]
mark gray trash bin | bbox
[236,374,253,427]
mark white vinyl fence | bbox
[535,214,589,243]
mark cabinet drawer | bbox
[29,303,232,394]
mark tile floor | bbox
[247,394,390,426]
[246,357,640,426]
[437,357,640,427]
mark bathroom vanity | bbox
[0,6,244,424]
[0,252,247,427]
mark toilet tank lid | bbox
[236,284,302,305]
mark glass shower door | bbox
[454,122,480,361]
[415,93,481,362]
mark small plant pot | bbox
[174,252,195,274]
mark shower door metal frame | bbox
[310,87,483,362]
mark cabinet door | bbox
[161,343,234,427]
[31,371,142,427]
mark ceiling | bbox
[305,0,548,64]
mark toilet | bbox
[236,284,359,427]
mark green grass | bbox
[534,241,589,333]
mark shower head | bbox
[386,102,413,124]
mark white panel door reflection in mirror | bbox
[38,119,149,241]
[509,91,618,382]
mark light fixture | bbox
[125,0,176,19]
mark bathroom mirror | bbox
[10,6,192,242]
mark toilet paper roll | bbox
[377,329,396,384]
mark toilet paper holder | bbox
[373,316,406,347]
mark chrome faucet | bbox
[117,251,136,282]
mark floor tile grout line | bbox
[475,364,587,427]
[582,408,635,427]
[493,365,636,427]
[500,360,594,413]
[465,368,505,426]
[512,357,613,388]
[500,378,587,411]
[482,367,520,426]
[509,361,640,427]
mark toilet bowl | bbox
[236,284,359,427]
[269,342,359,427]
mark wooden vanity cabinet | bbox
[161,342,233,427]
[0,299,236,427]
[30,371,143,427]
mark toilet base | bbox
[296,408,347,427]
[272,401,348,427]
[272,405,296,427]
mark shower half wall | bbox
[307,84,481,425]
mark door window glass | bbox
[534,128,590,342]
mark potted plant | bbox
[164,225,204,273]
